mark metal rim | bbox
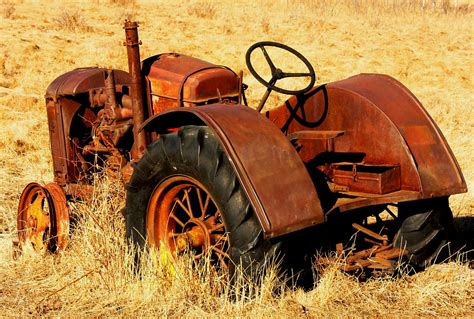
[146,176,229,269]
[17,182,69,253]
[44,183,70,252]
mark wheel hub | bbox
[174,218,210,252]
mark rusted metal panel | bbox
[268,82,421,215]
[45,68,131,100]
[328,190,423,215]
[267,74,466,215]
[330,74,467,197]
[142,104,325,238]
[143,53,240,111]
[46,99,71,185]
[275,84,420,191]
[46,97,98,185]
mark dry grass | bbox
[1,1,15,19]
[187,1,218,19]
[1,176,472,317]
[54,10,93,32]
[0,0,473,317]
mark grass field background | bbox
[0,0,472,316]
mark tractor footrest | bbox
[330,163,401,194]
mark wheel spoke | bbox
[148,174,231,270]
[184,188,194,217]
[175,198,193,219]
[195,187,210,219]
[260,46,276,72]
[169,213,185,228]
[281,72,311,78]
[213,247,229,270]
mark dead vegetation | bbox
[187,1,218,19]
[1,175,472,317]
[0,0,472,317]
[293,0,473,15]
[54,10,93,32]
[1,1,15,19]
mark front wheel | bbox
[124,126,280,277]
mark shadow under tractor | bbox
[15,21,467,280]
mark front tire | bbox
[125,126,279,277]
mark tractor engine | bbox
[44,53,241,193]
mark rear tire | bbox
[394,197,454,268]
[125,126,280,278]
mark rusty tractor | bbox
[16,21,467,278]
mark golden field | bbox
[0,0,473,317]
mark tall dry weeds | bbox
[187,1,218,19]
[1,175,472,316]
[54,10,93,32]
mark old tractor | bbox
[16,20,467,277]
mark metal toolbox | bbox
[331,164,401,194]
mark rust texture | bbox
[267,73,467,215]
[17,182,69,254]
[142,105,326,238]
[45,68,132,186]
[317,223,407,272]
[146,176,229,268]
[143,53,240,112]
[124,20,147,159]
[45,68,131,100]
[18,19,467,272]
[331,74,466,196]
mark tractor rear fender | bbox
[333,74,466,196]
[268,74,467,199]
[141,104,325,238]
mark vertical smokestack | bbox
[124,20,147,160]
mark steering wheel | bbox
[246,41,316,111]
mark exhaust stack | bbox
[124,20,147,159]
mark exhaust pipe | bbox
[124,20,147,159]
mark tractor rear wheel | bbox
[125,126,280,277]
[394,197,454,268]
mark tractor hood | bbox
[141,54,240,113]
[45,67,131,100]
